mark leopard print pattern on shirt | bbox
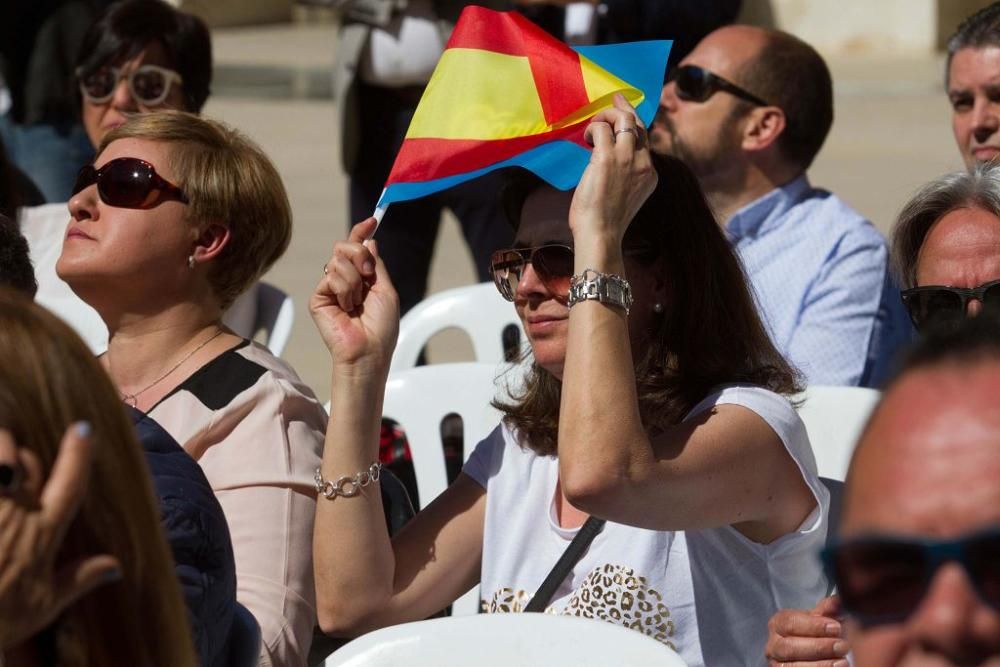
[482,563,676,649]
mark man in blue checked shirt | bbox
[650,24,911,388]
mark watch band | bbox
[567,268,633,315]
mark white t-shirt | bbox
[19,203,259,355]
[463,384,830,667]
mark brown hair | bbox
[100,111,291,309]
[738,29,833,172]
[0,288,195,666]
[496,155,801,455]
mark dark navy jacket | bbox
[129,407,237,667]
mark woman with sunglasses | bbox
[58,111,326,667]
[312,95,829,664]
[17,0,261,355]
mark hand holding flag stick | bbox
[367,6,671,237]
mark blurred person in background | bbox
[18,0,259,355]
[0,0,110,202]
[650,25,910,388]
[60,110,325,667]
[946,1,1000,170]
[0,288,196,667]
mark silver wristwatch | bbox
[567,269,633,315]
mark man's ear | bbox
[190,223,230,265]
[741,106,786,153]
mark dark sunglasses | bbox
[491,244,575,301]
[77,64,183,107]
[900,279,1000,331]
[668,64,770,107]
[72,157,189,210]
[821,526,1000,627]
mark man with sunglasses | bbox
[651,25,910,388]
[828,317,1000,665]
[768,165,1000,666]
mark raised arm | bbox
[557,96,814,542]
[311,219,486,636]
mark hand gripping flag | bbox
[373,5,672,221]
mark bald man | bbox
[841,319,1000,664]
[651,25,910,388]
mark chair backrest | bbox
[381,361,524,616]
[253,281,295,357]
[390,282,525,372]
[325,614,688,667]
[228,601,262,667]
[794,385,881,482]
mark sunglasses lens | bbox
[80,68,116,101]
[967,532,1000,609]
[833,541,928,624]
[71,165,98,197]
[100,159,155,208]
[532,245,575,296]
[131,67,169,105]
[675,67,710,102]
[491,250,524,302]
[906,289,965,330]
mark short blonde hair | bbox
[100,111,291,308]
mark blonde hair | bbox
[100,111,291,308]
[0,289,196,666]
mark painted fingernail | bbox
[102,568,124,584]
[74,421,92,438]
[824,621,842,637]
[833,640,849,656]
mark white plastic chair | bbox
[253,281,295,357]
[381,361,524,616]
[390,282,526,372]
[793,385,881,482]
[325,614,688,667]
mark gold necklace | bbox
[119,328,225,408]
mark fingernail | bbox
[363,260,374,275]
[103,568,123,584]
[74,421,92,438]
[833,640,849,657]
[834,660,850,667]
[824,621,842,637]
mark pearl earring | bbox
[653,303,664,314]
[187,255,195,269]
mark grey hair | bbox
[946,2,1000,87]
[891,162,1000,289]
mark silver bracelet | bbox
[567,268,633,315]
[314,462,382,499]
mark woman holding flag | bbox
[312,95,828,664]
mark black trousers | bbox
[349,82,514,315]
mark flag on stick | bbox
[373,6,671,220]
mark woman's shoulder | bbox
[684,384,804,442]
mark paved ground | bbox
[206,21,963,400]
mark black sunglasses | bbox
[900,279,1000,331]
[821,526,1000,627]
[72,157,189,210]
[490,244,575,302]
[668,64,770,107]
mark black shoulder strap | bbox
[523,515,606,612]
